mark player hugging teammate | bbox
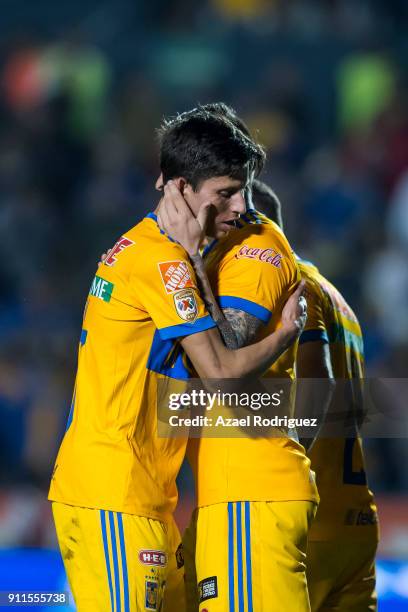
[49,103,378,611]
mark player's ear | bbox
[172,178,187,194]
[155,173,164,191]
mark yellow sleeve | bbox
[133,243,216,340]
[214,230,299,323]
[299,280,329,345]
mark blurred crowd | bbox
[0,0,407,547]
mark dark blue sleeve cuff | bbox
[218,295,272,324]
[299,329,329,345]
[158,314,216,340]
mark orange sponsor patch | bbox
[158,260,195,294]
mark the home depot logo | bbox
[158,260,195,293]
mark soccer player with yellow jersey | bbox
[48,110,308,612]
[252,180,379,611]
[157,170,319,610]
[188,208,319,612]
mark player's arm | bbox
[221,308,262,347]
[189,252,263,349]
[98,244,255,350]
[296,333,335,451]
[181,281,306,379]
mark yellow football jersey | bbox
[187,210,319,507]
[48,212,216,522]
[298,258,378,540]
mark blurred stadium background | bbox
[0,0,407,609]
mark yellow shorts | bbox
[307,539,378,611]
[52,502,185,612]
[183,500,317,612]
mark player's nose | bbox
[231,190,246,215]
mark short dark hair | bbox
[251,179,284,230]
[201,102,252,138]
[158,105,265,190]
[201,102,266,176]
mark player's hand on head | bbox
[157,180,210,255]
[97,249,111,267]
[281,280,307,337]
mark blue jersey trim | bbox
[244,502,254,612]
[239,212,251,223]
[202,238,219,258]
[158,314,216,341]
[65,386,77,432]
[146,212,177,243]
[109,512,121,612]
[329,323,364,357]
[117,513,130,612]
[218,296,271,324]
[228,502,235,612]
[248,209,268,224]
[299,329,329,345]
[100,511,114,612]
[147,330,193,380]
[236,503,244,612]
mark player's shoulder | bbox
[113,213,189,269]
[217,212,297,278]
[319,275,360,325]
[298,258,322,288]
[298,257,330,306]
[239,210,291,244]
[299,257,360,325]
[95,214,189,286]
[218,210,292,255]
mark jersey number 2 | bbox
[343,438,367,485]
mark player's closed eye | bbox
[219,189,238,198]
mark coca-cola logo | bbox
[235,244,283,268]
